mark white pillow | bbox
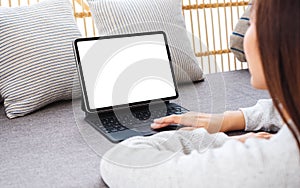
[87,0,204,83]
[0,0,81,118]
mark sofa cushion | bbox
[0,0,81,118]
[230,1,252,62]
[87,0,204,83]
[0,70,270,188]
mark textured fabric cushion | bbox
[87,0,203,83]
[230,1,252,62]
[0,70,270,187]
[0,0,81,118]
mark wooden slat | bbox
[81,0,88,37]
[188,0,196,52]
[195,49,231,57]
[75,0,90,11]
[72,0,77,21]
[91,19,96,37]
[74,11,92,18]
[182,1,249,10]
[216,0,224,72]
[202,0,211,73]
[209,0,217,73]
[223,0,231,72]
[195,0,204,69]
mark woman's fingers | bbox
[254,132,273,139]
[255,132,271,136]
[231,132,274,143]
[231,133,255,143]
[151,115,182,129]
[150,123,170,129]
[153,114,181,124]
[151,112,213,130]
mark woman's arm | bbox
[151,99,283,132]
[150,111,245,133]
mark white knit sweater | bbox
[100,99,300,187]
[240,99,283,132]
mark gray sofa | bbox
[0,70,270,188]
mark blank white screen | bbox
[77,34,176,109]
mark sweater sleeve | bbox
[100,127,299,188]
[239,99,283,132]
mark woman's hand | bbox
[231,132,273,143]
[151,111,246,133]
[151,112,216,131]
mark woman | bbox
[152,0,282,139]
[100,0,300,187]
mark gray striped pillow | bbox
[230,1,252,62]
[0,0,81,118]
[87,0,203,83]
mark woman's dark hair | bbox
[255,0,300,149]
